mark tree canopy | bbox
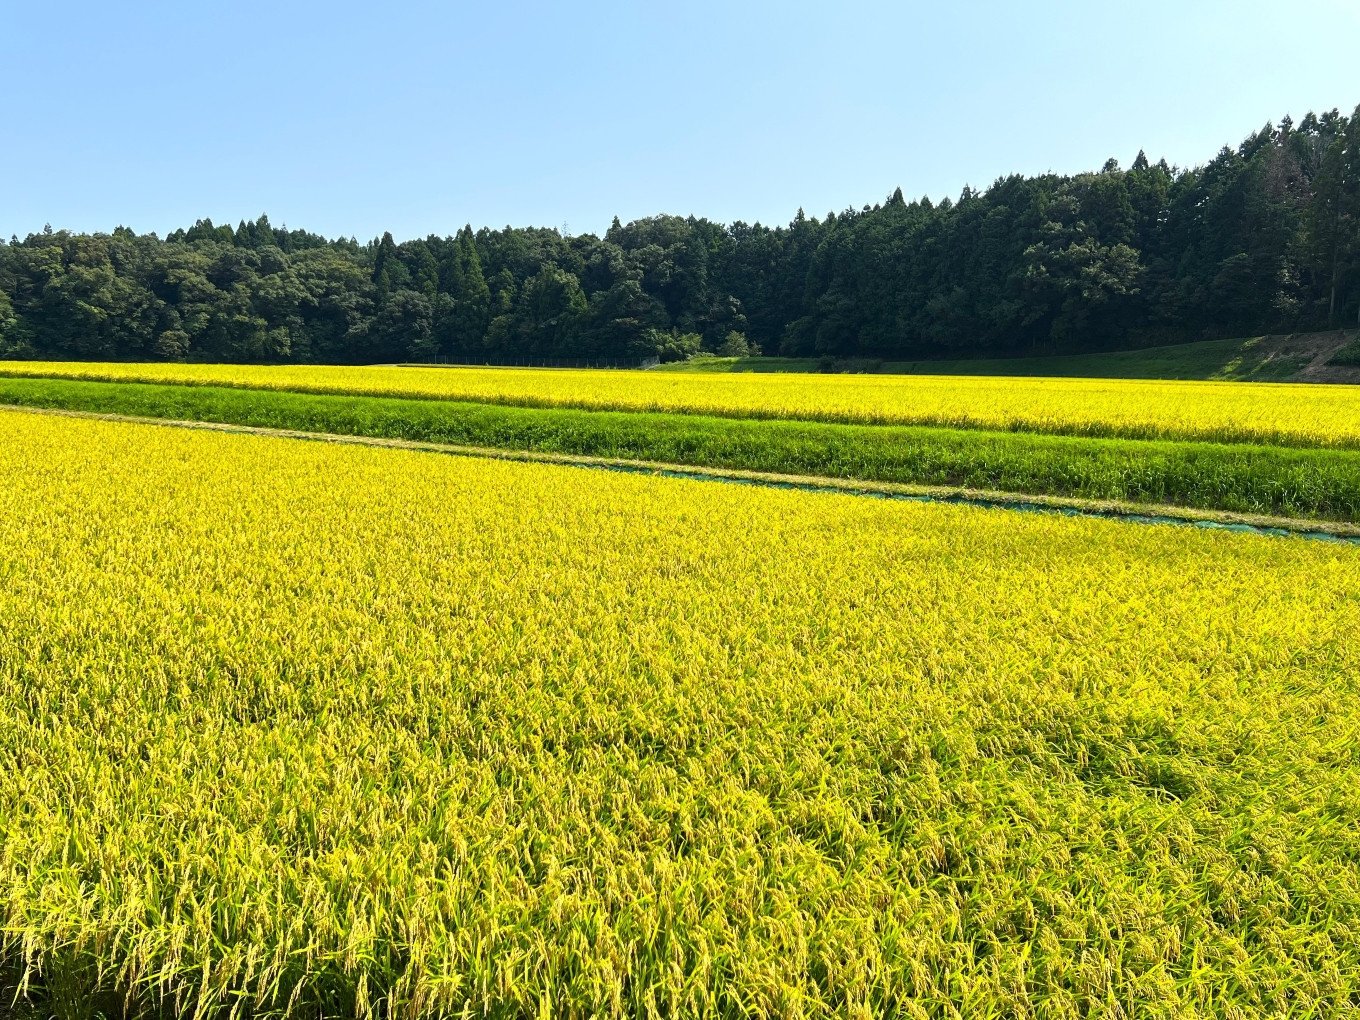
[3,108,1358,365]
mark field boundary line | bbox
[5,403,1359,543]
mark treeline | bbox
[2,107,1357,365]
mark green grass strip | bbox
[3,375,1359,522]
[656,335,1315,380]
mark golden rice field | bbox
[3,410,1360,1018]
[5,360,1360,447]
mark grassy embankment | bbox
[1332,336,1360,366]
[661,331,1360,380]
[3,375,1360,522]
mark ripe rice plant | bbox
[2,411,1359,1018]
[5,376,1360,522]
[4,360,1360,447]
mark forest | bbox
[2,107,1357,365]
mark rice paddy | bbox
[4,360,1360,447]
[3,409,1359,1018]
[4,375,1360,523]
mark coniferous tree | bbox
[371,231,400,299]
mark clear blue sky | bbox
[4,0,1358,243]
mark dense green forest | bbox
[2,108,1357,365]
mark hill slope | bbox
[661,331,1360,382]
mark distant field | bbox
[660,331,1360,382]
[5,377,1360,522]
[4,410,1360,1018]
[4,359,1360,447]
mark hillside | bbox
[659,330,1360,382]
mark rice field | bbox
[5,360,1360,447]
[3,409,1360,1018]
[6,375,1360,523]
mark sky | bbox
[4,0,1359,243]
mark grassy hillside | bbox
[662,331,1360,381]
